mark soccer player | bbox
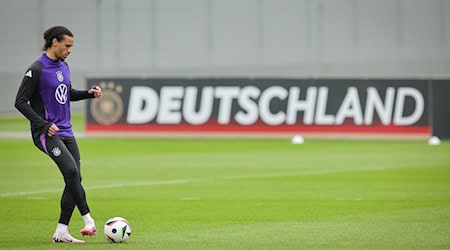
[15,26,101,243]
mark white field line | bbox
[0,166,384,198]
[0,179,194,198]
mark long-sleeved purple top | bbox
[15,53,93,143]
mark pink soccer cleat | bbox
[80,222,97,236]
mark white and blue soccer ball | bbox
[104,217,131,243]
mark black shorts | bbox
[35,135,80,166]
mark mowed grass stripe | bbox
[0,165,385,197]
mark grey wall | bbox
[1,0,449,113]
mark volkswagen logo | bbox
[55,84,68,104]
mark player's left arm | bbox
[70,84,102,101]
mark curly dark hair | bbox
[42,26,73,51]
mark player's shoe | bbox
[52,231,85,243]
[80,221,97,236]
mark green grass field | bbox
[0,116,449,249]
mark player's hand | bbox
[89,86,102,98]
[48,123,60,137]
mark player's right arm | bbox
[14,63,53,135]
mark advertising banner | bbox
[86,78,431,137]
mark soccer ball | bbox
[104,217,131,243]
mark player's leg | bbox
[63,137,96,236]
[59,187,76,227]
[46,136,91,215]
[33,135,83,243]
[44,135,89,243]
[57,142,84,227]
